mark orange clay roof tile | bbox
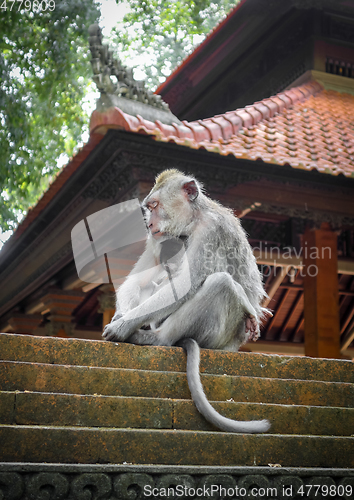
[182,120,211,142]
[245,106,263,123]
[197,118,224,141]
[263,98,281,116]
[210,116,234,141]
[234,109,254,127]
[253,102,271,120]
[223,112,243,134]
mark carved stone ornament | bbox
[88,24,181,125]
[0,466,353,500]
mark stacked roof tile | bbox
[91,80,354,178]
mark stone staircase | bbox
[0,334,354,500]
[0,332,354,499]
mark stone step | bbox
[1,390,353,436]
[0,424,353,468]
[1,333,353,383]
[1,360,353,408]
[1,333,353,469]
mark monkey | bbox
[103,169,271,433]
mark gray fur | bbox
[103,169,271,433]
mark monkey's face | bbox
[142,177,200,239]
[143,195,166,240]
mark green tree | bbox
[111,0,240,89]
[0,0,100,232]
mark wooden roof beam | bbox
[341,326,354,352]
[263,267,288,307]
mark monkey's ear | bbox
[182,180,199,201]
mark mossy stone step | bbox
[1,391,353,436]
[1,333,353,469]
[1,333,353,383]
[1,360,353,407]
[0,425,353,468]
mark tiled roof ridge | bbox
[181,80,323,143]
[91,79,354,180]
[90,80,324,144]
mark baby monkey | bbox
[103,169,270,433]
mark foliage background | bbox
[111,0,239,89]
[0,0,100,233]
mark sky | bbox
[99,0,130,37]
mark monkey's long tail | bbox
[178,338,271,434]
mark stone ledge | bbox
[2,390,354,436]
[1,425,354,467]
[1,333,353,383]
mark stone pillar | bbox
[42,289,85,337]
[302,223,340,358]
[98,285,116,329]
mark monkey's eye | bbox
[147,201,158,211]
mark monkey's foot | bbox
[128,330,159,346]
[245,315,259,341]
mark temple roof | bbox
[10,76,354,244]
[90,80,354,178]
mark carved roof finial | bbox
[88,24,180,124]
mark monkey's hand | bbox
[245,314,260,341]
[102,316,137,342]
